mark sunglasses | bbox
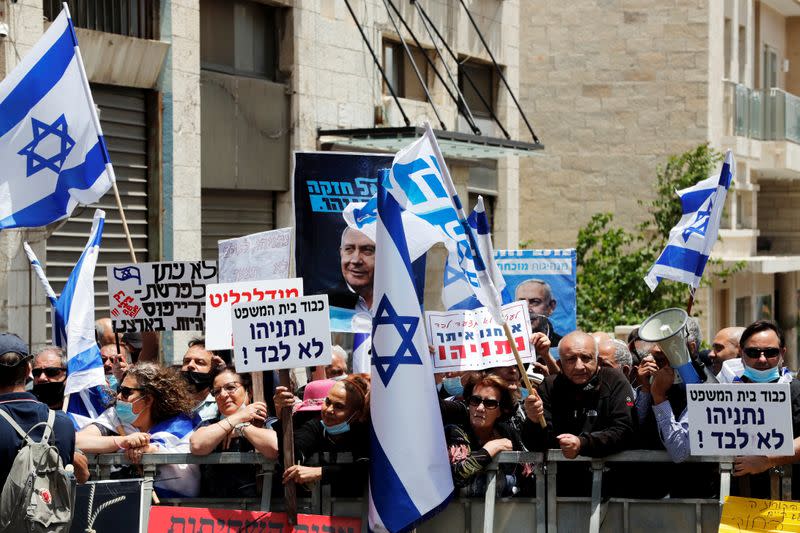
[117,385,144,400]
[743,347,781,359]
[32,367,65,378]
[468,395,500,410]
[210,382,242,397]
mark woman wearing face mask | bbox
[279,373,370,496]
[445,373,533,497]
[76,363,199,497]
[190,368,279,497]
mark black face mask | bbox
[181,370,214,392]
[32,381,66,408]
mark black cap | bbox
[0,333,30,366]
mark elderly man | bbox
[515,279,561,346]
[710,326,745,377]
[31,346,67,410]
[338,227,375,313]
[523,331,634,495]
[598,339,633,378]
[648,320,800,498]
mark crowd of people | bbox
[0,311,798,502]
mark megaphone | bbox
[638,308,701,385]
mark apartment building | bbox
[520,0,800,361]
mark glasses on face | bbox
[210,382,242,397]
[32,367,65,379]
[324,397,348,410]
[467,395,500,410]
[743,347,781,359]
[117,385,144,400]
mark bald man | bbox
[709,326,745,375]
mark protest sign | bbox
[218,227,292,283]
[107,261,218,332]
[687,383,794,456]
[719,496,800,532]
[205,278,304,350]
[293,151,425,331]
[425,301,534,373]
[147,506,361,533]
[494,249,577,345]
[231,294,332,373]
[71,479,145,533]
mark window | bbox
[382,40,430,101]
[458,60,496,118]
[200,0,278,80]
[735,296,752,326]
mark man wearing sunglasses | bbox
[31,346,67,410]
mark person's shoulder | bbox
[598,366,629,386]
[52,411,76,436]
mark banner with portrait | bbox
[494,249,577,347]
[293,151,425,332]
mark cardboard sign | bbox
[425,301,533,373]
[205,278,304,350]
[107,261,218,332]
[218,227,292,283]
[687,383,794,456]
[148,507,361,533]
[720,496,800,532]
[231,295,332,372]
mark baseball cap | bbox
[294,379,336,412]
[0,333,30,366]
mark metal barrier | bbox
[86,450,793,533]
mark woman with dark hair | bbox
[445,372,532,496]
[278,373,370,496]
[76,363,200,497]
[190,368,279,497]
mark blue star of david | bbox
[17,115,75,177]
[371,294,423,386]
[682,199,713,242]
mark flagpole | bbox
[686,287,696,316]
[423,123,546,428]
[62,3,137,264]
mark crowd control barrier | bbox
[85,450,793,533]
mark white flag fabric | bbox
[0,7,113,229]
[644,151,733,291]
[368,186,453,532]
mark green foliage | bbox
[575,144,732,332]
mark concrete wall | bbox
[786,18,800,95]
[518,0,712,249]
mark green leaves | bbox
[575,144,725,332]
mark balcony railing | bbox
[44,0,158,40]
[725,81,800,144]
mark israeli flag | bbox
[149,414,200,498]
[645,151,733,291]
[369,185,453,532]
[442,196,512,311]
[24,209,106,403]
[0,6,114,229]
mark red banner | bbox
[148,507,362,533]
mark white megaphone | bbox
[638,308,701,385]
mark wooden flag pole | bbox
[279,369,297,526]
[686,287,696,316]
[111,180,137,263]
[502,322,547,428]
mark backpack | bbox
[0,407,76,533]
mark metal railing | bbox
[44,0,158,40]
[724,81,800,144]
[85,449,788,533]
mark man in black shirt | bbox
[0,333,75,483]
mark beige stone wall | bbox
[786,18,800,95]
[518,1,712,249]
[756,180,800,254]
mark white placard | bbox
[205,278,304,350]
[425,301,533,373]
[231,295,332,372]
[218,227,292,283]
[107,261,218,332]
[687,383,794,456]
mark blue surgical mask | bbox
[321,416,353,436]
[742,364,781,383]
[520,388,530,400]
[115,397,144,426]
[442,377,464,397]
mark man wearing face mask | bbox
[31,346,67,410]
[180,338,224,422]
[438,372,466,400]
